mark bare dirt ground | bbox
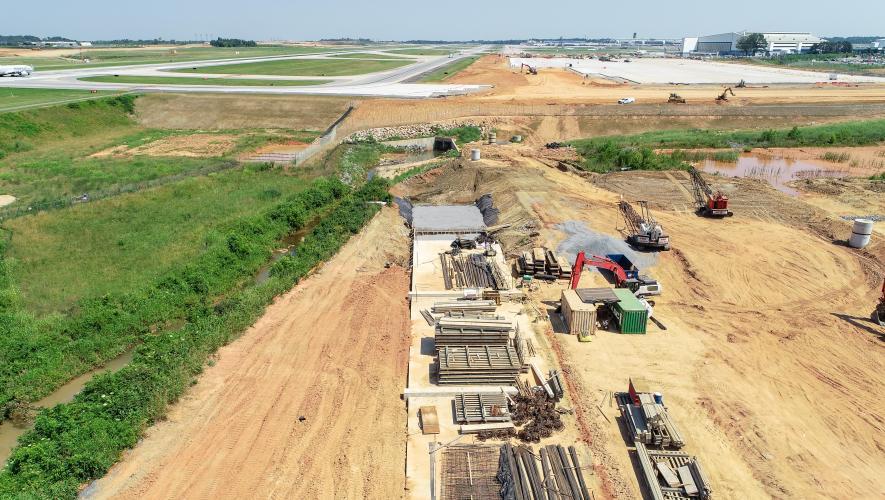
[90,134,238,158]
[135,93,356,130]
[395,142,885,499]
[86,207,412,500]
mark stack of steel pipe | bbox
[616,392,685,449]
[498,443,592,500]
[435,317,513,346]
[635,442,712,500]
[454,393,511,423]
[431,300,497,314]
[437,345,522,385]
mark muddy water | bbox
[698,154,857,196]
[0,349,135,465]
[254,215,324,284]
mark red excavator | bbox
[689,167,733,217]
[875,278,885,326]
[570,251,661,297]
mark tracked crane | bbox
[619,200,670,251]
[689,167,733,217]
[875,278,885,326]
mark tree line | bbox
[209,37,257,48]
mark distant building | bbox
[872,39,885,51]
[683,32,825,55]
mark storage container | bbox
[611,288,648,334]
[561,289,597,336]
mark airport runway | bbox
[0,47,491,98]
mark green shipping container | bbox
[611,288,648,334]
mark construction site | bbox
[1,41,883,500]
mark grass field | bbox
[173,58,413,76]
[0,88,121,112]
[5,166,317,313]
[79,75,332,86]
[0,45,345,71]
[386,48,456,56]
[331,52,411,60]
[420,56,479,82]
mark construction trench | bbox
[392,132,885,500]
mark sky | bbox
[6,1,884,41]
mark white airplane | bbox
[0,65,34,77]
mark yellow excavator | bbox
[521,63,538,75]
[716,87,735,102]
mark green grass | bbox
[330,52,411,60]
[0,46,344,71]
[5,166,317,313]
[570,120,885,173]
[0,179,389,499]
[79,75,331,86]
[385,48,456,56]
[0,88,120,112]
[173,58,413,77]
[420,56,479,82]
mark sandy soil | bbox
[135,93,356,130]
[445,55,885,104]
[90,134,238,158]
[396,144,885,499]
[86,207,412,500]
[0,195,16,207]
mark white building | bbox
[686,32,825,55]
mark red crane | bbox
[875,278,885,326]
[689,167,733,217]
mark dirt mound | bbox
[91,134,237,158]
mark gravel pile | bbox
[344,119,497,143]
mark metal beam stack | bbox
[498,443,592,500]
[440,252,510,290]
[518,247,572,280]
[431,300,497,315]
[616,393,685,449]
[435,317,513,347]
[635,442,712,500]
[437,345,522,385]
[454,393,511,423]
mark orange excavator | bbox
[570,251,661,297]
[875,278,885,326]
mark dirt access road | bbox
[396,146,884,499]
[86,207,411,500]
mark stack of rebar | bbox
[431,300,498,314]
[437,345,522,385]
[498,444,592,500]
[454,393,511,423]
[441,252,509,290]
[436,317,513,347]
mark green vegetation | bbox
[0,46,342,71]
[0,88,119,112]
[870,172,885,180]
[330,52,410,60]
[0,178,390,498]
[391,161,445,183]
[79,75,332,86]
[0,178,348,406]
[386,48,455,56]
[5,166,319,313]
[209,37,256,48]
[736,33,767,56]
[571,120,885,173]
[173,58,413,77]
[420,56,479,82]
[437,125,482,143]
[820,151,851,163]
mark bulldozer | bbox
[667,93,686,104]
[716,87,735,102]
[874,278,885,326]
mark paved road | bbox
[0,47,491,98]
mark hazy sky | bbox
[7,1,884,41]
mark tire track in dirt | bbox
[87,208,411,500]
